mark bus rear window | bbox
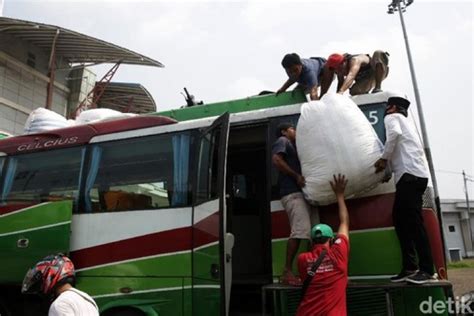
[0,147,84,205]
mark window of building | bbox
[448,225,456,233]
[82,131,194,213]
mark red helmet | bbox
[22,254,75,295]
[327,53,345,69]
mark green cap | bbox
[311,224,334,240]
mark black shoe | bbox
[371,88,382,94]
[406,271,438,284]
[390,270,418,283]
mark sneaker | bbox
[390,270,418,283]
[406,271,438,284]
[371,88,383,94]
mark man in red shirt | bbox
[296,174,350,316]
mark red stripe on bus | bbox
[319,193,395,231]
[0,203,35,215]
[71,210,220,269]
[0,116,177,155]
[71,227,192,269]
[270,193,396,238]
[423,209,447,279]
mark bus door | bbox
[192,113,233,316]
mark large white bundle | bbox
[296,93,385,205]
[24,108,70,134]
[75,108,136,125]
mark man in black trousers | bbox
[374,95,437,284]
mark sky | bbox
[3,0,473,199]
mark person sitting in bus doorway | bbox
[22,254,99,316]
[319,51,389,97]
[276,53,328,100]
[272,122,311,285]
[296,174,350,316]
[374,95,437,284]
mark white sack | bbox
[24,108,70,134]
[75,108,136,125]
[296,93,385,205]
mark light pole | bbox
[387,0,448,262]
[462,170,473,253]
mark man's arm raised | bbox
[330,174,349,239]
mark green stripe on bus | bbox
[79,252,192,277]
[271,229,402,277]
[0,201,72,234]
[0,223,70,282]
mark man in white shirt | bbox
[48,281,99,316]
[22,254,99,316]
[374,95,436,284]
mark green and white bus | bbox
[0,91,450,315]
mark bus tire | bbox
[103,307,145,316]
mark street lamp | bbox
[463,170,473,252]
[387,0,440,206]
[387,0,447,260]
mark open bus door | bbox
[192,113,234,316]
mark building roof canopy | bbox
[97,82,156,113]
[0,17,163,67]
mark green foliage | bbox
[447,258,474,269]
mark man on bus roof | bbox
[296,174,350,316]
[272,122,312,285]
[276,53,330,100]
[320,50,389,97]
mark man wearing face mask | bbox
[374,95,436,284]
[276,53,328,100]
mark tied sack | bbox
[296,93,385,205]
[24,108,71,134]
[75,108,136,125]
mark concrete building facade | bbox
[0,40,71,135]
[441,199,474,261]
[0,17,161,136]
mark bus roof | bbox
[156,91,307,122]
[0,116,176,155]
[155,90,392,123]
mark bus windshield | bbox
[0,147,85,204]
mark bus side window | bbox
[195,131,219,205]
[81,131,193,213]
[1,148,83,209]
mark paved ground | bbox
[448,268,474,297]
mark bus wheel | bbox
[103,307,145,316]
